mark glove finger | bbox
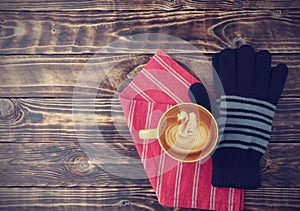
[188,82,211,112]
[254,50,272,100]
[212,53,222,99]
[212,53,220,75]
[267,63,288,105]
[237,45,255,96]
[219,48,237,95]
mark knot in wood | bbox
[117,200,131,207]
[0,99,15,118]
[272,10,282,17]
[72,157,93,173]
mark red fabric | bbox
[119,49,244,211]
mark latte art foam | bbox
[164,111,210,155]
[156,103,218,162]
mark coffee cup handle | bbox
[139,129,157,139]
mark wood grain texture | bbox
[0,187,159,211]
[0,187,298,210]
[0,11,299,54]
[0,0,299,11]
[0,98,299,143]
[0,55,299,97]
[0,142,146,187]
[244,188,300,211]
[0,142,299,187]
[0,55,151,97]
[0,0,299,210]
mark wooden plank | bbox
[244,188,300,211]
[0,187,298,210]
[0,54,151,97]
[260,144,300,188]
[0,142,147,187]
[0,97,133,143]
[0,97,299,143]
[0,55,299,98]
[0,11,299,54]
[0,187,159,211]
[0,142,299,187]
[0,0,299,11]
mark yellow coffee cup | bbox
[139,103,218,162]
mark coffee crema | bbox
[158,104,216,161]
[164,111,210,155]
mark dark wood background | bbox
[0,0,299,210]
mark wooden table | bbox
[0,1,299,210]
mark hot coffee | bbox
[139,103,218,162]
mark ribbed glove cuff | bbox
[212,148,263,189]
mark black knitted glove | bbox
[189,45,288,189]
[212,45,288,189]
